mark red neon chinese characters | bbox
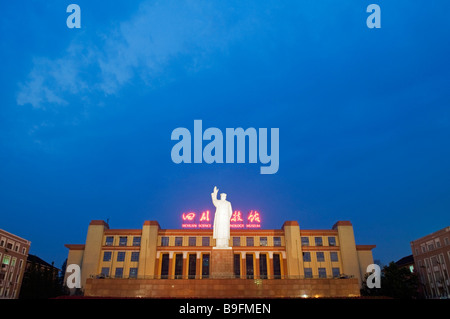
[230,210,244,229]
[230,210,244,222]
[198,210,212,228]
[247,210,261,223]
[182,212,196,221]
[181,210,261,229]
[200,210,210,222]
[246,210,261,228]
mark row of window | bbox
[0,239,28,255]
[160,236,283,247]
[100,250,339,264]
[301,236,336,247]
[159,253,283,280]
[104,236,141,247]
[305,267,341,278]
[415,237,450,255]
[103,251,140,262]
[104,235,338,247]
[101,267,138,279]
[99,256,341,279]
[1,254,24,269]
[303,251,339,263]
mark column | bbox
[80,220,109,289]
[138,221,160,279]
[282,221,304,278]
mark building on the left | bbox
[0,229,31,299]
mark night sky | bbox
[1,1,449,270]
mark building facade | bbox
[0,229,31,299]
[410,226,450,298]
[65,220,375,298]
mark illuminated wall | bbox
[65,219,375,291]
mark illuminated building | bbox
[410,226,450,298]
[0,229,31,299]
[65,217,375,298]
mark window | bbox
[328,237,336,246]
[444,237,449,246]
[188,254,197,279]
[22,248,26,254]
[161,254,169,279]
[119,236,128,246]
[129,268,138,278]
[332,267,340,278]
[233,237,241,247]
[246,254,254,279]
[105,236,114,246]
[234,254,241,278]
[301,237,309,246]
[202,254,210,278]
[188,237,196,246]
[101,268,110,277]
[273,254,281,279]
[6,243,12,249]
[273,237,281,247]
[315,237,323,246]
[133,237,141,246]
[115,268,123,278]
[318,268,327,278]
[246,237,254,247]
[161,237,169,246]
[303,252,311,262]
[103,252,112,262]
[316,252,325,262]
[330,252,339,262]
[260,237,268,246]
[14,245,19,252]
[304,268,313,278]
[0,240,4,247]
[174,254,183,279]
[202,237,210,247]
[131,252,139,262]
[428,243,434,251]
[117,252,126,262]
[175,237,183,246]
[2,255,10,266]
[260,254,268,279]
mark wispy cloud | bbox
[16,0,261,109]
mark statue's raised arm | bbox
[211,186,219,207]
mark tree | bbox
[361,262,419,298]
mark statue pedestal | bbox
[211,249,234,279]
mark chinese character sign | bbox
[246,210,261,228]
[199,210,211,228]
[230,210,244,229]
[181,210,261,229]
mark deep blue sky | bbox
[1,1,449,269]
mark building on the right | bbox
[410,226,450,298]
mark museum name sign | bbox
[182,210,261,229]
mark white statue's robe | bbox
[212,195,232,247]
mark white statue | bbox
[211,186,232,248]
